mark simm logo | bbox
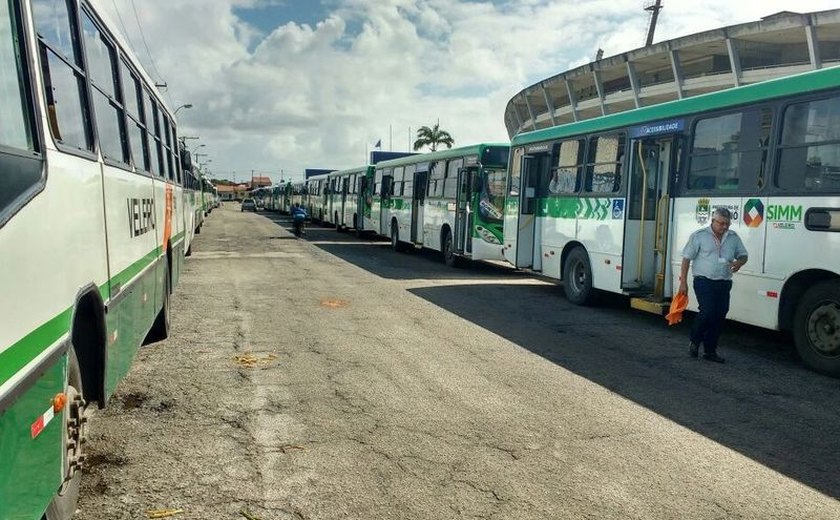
[767,204,802,222]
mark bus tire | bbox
[793,279,840,376]
[353,216,364,238]
[145,262,171,344]
[43,347,86,520]
[391,221,403,252]
[563,247,597,305]
[442,229,460,268]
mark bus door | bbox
[411,170,428,244]
[623,137,675,298]
[340,177,349,226]
[360,174,372,231]
[379,173,393,236]
[513,155,540,268]
[454,167,477,254]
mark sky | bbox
[96,0,840,183]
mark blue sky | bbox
[100,0,840,183]
[234,1,331,44]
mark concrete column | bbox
[626,60,641,108]
[668,47,684,99]
[565,78,580,122]
[726,37,742,87]
[541,83,557,126]
[523,93,537,131]
[805,23,822,70]
[592,68,607,116]
[513,104,524,134]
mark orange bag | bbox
[666,293,688,326]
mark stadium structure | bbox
[504,9,840,138]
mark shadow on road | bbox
[262,211,840,499]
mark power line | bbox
[129,0,165,84]
[110,0,137,56]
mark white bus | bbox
[324,165,373,234]
[366,144,510,266]
[503,65,840,376]
[1,1,193,518]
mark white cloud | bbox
[96,0,839,182]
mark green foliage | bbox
[413,123,454,152]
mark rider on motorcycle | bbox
[291,203,307,237]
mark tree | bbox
[413,123,454,152]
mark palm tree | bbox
[413,123,454,152]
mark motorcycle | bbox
[292,214,305,237]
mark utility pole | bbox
[644,0,663,47]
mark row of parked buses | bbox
[0,1,215,518]
[259,66,840,378]
[259,144,510,266]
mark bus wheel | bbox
[793,279,840,376]
[391,221,403,252]
[353,216,363,238]
[442,229,460,268]
[563,247,597,305]
[145,263,171,344]
[43,347,87,520]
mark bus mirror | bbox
[181,150,192,171]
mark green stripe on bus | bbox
[0,246,164,389]
[110,247,162,289]
[0,309,72,388]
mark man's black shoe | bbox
[689,342,699,358]
[702,353,726,363]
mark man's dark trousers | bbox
[690,277,732,354]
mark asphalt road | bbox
[75,203,840,520]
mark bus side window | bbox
[509,147,524,196]
[1,1,43,215]
[777,95,840,192]
[687,108,771,192]
[585,133,625,194]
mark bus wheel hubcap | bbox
[808,302,840,357]
[572,261,585,292]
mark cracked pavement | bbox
[75,204,840,519]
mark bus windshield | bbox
[482,146,510,168]
[480,168,506,222]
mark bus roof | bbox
[512,64,840,146]
[374,143,510,169]
[328,165,374,177]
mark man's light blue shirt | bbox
[682,226,748,280]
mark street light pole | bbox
[174,103,193,115]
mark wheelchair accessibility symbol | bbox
[612,199,625,219]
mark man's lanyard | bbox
[712,231,725,258]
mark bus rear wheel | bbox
[391,221,403,252]
[793,279,840,376]
[563,247,597,305]
[442,229,460,268]
[43,347,87,520]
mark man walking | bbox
[678,207,748,363]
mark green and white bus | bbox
[503,65,840,376]
[324,165,374,233]
[366,144,510,265]
[1,0,193,518]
